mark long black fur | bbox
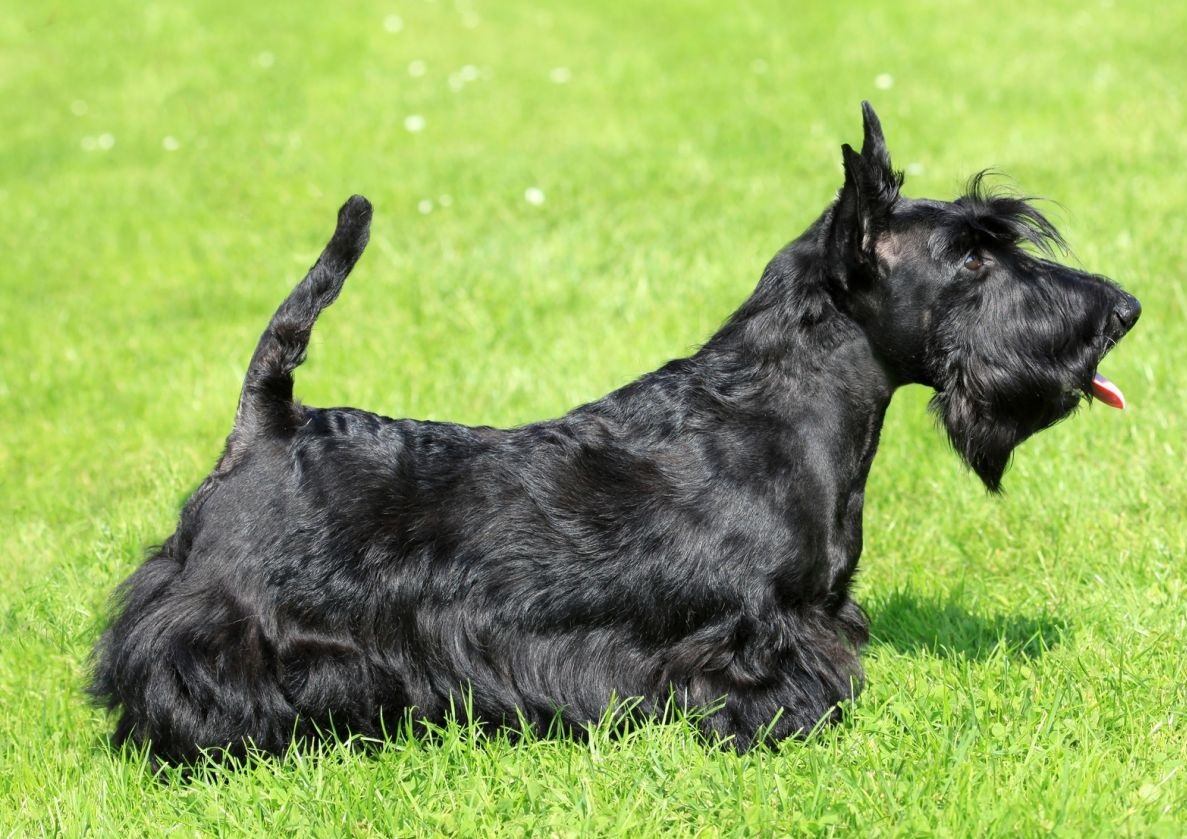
[91,103,1141,763]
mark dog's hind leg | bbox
[230,195,372,445]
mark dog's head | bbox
[826,102,1141,491]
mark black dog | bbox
[91,103,1140,763]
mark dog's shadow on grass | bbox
[866,589,1070,660]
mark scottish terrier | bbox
[91,103,1140,762]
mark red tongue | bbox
[1091,372,1126,410]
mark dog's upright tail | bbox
[231,195,372,443]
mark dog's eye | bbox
[962,252,985,272]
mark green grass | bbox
[2,0,1185,834]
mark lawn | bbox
[2,0,1185,834]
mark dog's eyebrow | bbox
[919,172,1068,261]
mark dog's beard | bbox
[923,296,1118,492]
[930,383,1081,492]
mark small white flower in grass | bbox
[383,14,404,32]
[459,64,479,82]
[448,74,465,92]
[750,59,768,74]
[408,59,427,77]
[906,162,924,176]
[461,12,480,28]
[70,100,88,116]
[549,66,571,84]
[438,194,453,207]
[403,114,426,133]
[417,199,433,214]
[97,133,115,150]
[80,136,97,151]
[162,135,181,151]
[256,51,275,69]
[874,73,894,90]
[524,187,545,206]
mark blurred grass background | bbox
[1,0,1184,834]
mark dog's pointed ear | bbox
[827,143,873,274]
[827,102,903,290]
[859,101,893,179]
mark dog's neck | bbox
[585,221,896,603]
[697,219,897,419]
[689,223,896,600]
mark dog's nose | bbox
[1110,293,1142,338]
